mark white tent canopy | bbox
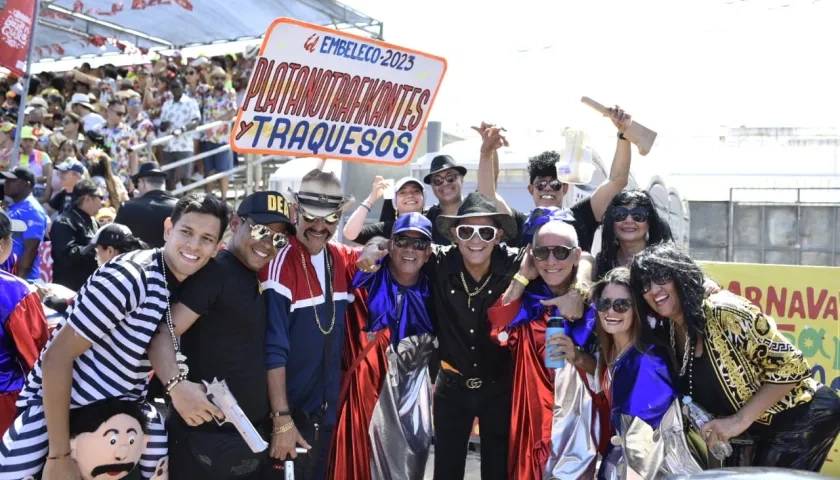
[1,0,382,63]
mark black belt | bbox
[438,367,508,390]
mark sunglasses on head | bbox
[532,245,575,261]
[640,271,673,294]
[596,297,632,314]
[534,179,563,192]
[432,173,459,187]
[455,224,497,242]
[300,209,341,226]
[247,221,288,249]
[614,206,648,223]
[393,234,430,250]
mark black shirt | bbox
[511,197,600,251]
[426,244,524,380]
[114,190,178,248]
[424,204,451,246]
[351,220,396,245]
[50,206,98,291]
[177,249,269,429]
[48,190,72,215]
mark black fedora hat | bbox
[436,192,517,243]
[423,155,467,184]
[131,162,167,182]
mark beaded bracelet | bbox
[164,372,188,395]
[271,421,295,436]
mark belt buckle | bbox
[465,377,482,389]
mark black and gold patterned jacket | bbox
[703,291,819,425]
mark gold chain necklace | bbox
[459,271,492,309]
[300,249,335,335]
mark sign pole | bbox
[9,0,41,168]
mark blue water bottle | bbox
[545,317,566,369]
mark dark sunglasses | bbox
[300,210,341,226]
[432,173,459,187]
[614,206,648,223]
[248,221,288,249]
[532,245,574,261]
[534,179,563,192]
[393,234,429,250]
[186,70,197,75]
[455,224,497,242]
[596,297,632,314]
[640,271,673,294]
[110,110,126,117]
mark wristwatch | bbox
[617,132,627,141]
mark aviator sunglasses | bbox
[248,221,289,249]
[534,179,563,192]
[455,225,498,242]
[300,210,341,226]
[393,234,430,250]
[532,245,575,261]
[613,206,649,223]
[640,271,673,294]
[596,297,632,314]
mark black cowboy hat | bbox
[131,162,167,182]
[436,192,518,243]
[423,155,467,185]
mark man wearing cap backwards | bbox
[147,191,295,479]
[1,166,48,282]
[330,212,436,480]
[0,209,50,434]
[0,192,228,480]
[260,169,362,480]
[342,175,426,244]
[81,223,149,267]
[115,162,178,248]
[46,158,86,217]
[50,178,103,291]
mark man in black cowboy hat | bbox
[148,191,296,479]
[260,169,362,480]
[114,162,178,248]
[421,154,467,245]
[358,191,524,480]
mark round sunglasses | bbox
[248,222,288,249]
[596,297,632,314]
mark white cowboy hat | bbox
[285,169,354,218]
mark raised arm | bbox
[588,106,633,221]
[474,122,513,215]
[343,176,386,242]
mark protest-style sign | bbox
[230,18,447,166]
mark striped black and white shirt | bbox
[17,249,176,408]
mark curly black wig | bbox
[629,243,707,342]
[595,190,673,280]
[527,150,562,184]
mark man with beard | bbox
[260,170,359,480]
[148,191,295,479]
[0,193,229,480]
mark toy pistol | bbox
[204,378,268,453]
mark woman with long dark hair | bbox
[594,190,672,281]
[630,243,840,471]
[591,267,701,479]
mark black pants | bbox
[433,369,511,480]
[752,385,840,471]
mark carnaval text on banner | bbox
[230,18,447,166]
[700,261,840,476]
[0,0,36,76]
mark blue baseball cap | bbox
[392,212,432,241]
[56,158,86,175]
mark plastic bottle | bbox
[545,317,566,369]
[682,396,733,461]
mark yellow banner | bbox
[701,261,840,474]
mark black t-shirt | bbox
[351,220,395,245]
[177,249,269,429]
[511,197,600,251]
[49,190,72,214]
[424,204,451,246]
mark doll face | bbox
[71,413,145,480]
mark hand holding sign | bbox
[580,97,657,155]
